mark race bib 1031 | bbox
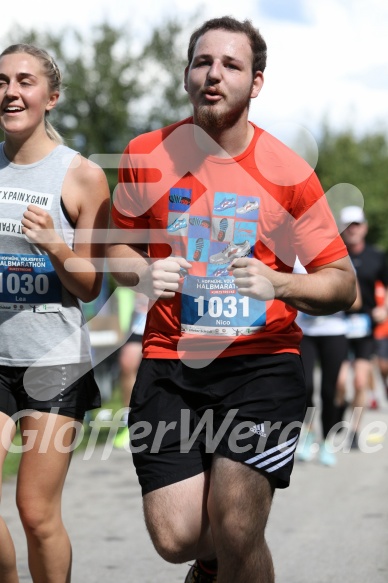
[181,275,266,336]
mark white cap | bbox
[340,205,366,225]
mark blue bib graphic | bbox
[0,253,62,312]
[181,275,266,336]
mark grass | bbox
[3,433,23,479]
[3,386,126,480]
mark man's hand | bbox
[229,257,277,301]
[137,256,192,299]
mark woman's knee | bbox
[17,497,56,539]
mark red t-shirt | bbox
[374,281,388,339]
[112,118,348,360]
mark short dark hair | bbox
[187,16,267,75]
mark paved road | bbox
[3,398,388,582]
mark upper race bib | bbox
[181,275,266,336]
[0,253,62,313]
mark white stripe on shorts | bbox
[244,434,299,467]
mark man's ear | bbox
[251,71,264,99]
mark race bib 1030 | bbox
[0,253,62,313]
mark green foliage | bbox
[3,432,22,479]
[316,125,388,251]
[139,19,192,131]
[2,20,388,251]
[2,20,192,192]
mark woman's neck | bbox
[4,131,57,164]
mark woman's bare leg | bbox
[16,412,80,583]
[0,411,19,583]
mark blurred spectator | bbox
[84,274,122,404]
[113,291,147,449]
[336,206,388,449]
[294,259,361,466]
[373,281,388,399]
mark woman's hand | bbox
[21,204,62,251]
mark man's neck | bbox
[193,117,254,158]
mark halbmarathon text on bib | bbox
[181,275,266,336]
[0,253,62,313]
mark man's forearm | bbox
[277,267,356,315]
[107,244,149,287]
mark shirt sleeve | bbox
[291,171,348,268]
[111,144,161,231]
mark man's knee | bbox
[153,537,188,563]
[145,520,195,564]
[143,499,197,563]
[209,466,274,551]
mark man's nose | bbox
[207,61,222,82]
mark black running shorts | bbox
[348,335,375,361]
[0,363,101,421]
[128,353,306,495]
[375,337,388,360]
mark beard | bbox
[195,90,252,132]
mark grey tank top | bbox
[0,143,92,366]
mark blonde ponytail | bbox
[45,118,64,145]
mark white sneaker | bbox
[209,240,251,264]
[296,432,316,462]
[236,200,259,214]
[319,442,337,467]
